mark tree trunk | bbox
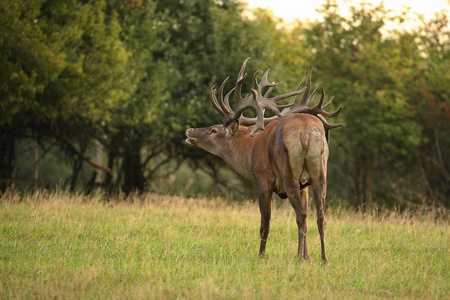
[353,152,374,211]
[121,140,145,194]
[105,150,116,188]
[354,158,362,208]
[33,139,38,191]
[0,126,16,191]
[95,141,103,184]
[364,158,374,210]
[70,158,83,192]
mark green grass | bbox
[0,191,449,299]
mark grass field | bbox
[1,191,449,299]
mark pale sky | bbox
[243,0,450,23]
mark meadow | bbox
[0,191,448,299]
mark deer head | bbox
[185,122,239,157]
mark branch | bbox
[149,160,182,181]
[141,144,165,168]
[201,159,236,195]
[416,151,438,202]
[62,140,114,175]
[434,127,450,182]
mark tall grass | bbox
[1,191,448,299]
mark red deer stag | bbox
[185,58,342,262]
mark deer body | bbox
[187,113,329,261]
[186,58,341,262]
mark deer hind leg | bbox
[312,177,328,263]
[284,175,308,261]
[300,188,309,260]
[258,187,273,258]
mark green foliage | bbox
[0,0,63,121]
[0,0,130,122]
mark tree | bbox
[0,0,131,190]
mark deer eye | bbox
[209,128,218,135]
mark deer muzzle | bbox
[185,128,198,145]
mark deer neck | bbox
[219,130,256,181]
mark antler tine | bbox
[306,82,322,105]
[252,70,260,93]
[320,106,343,118]
[299,67,313,105]
[318,114,343,129]
[296,74,307,90]
[239,57,251,78]
[317,87,326,108]
[269,89,305,104]
[223,87,235,114]
[259,69,279,92]
[261,69,279,98]
[249,87,266,136]
[314,88,343,118]
[322,95,335,109]
[264,86,275,98]
[235,57,251,104]
[317,114,343,129]
[217,76,233,115]
[239,115,278,126]
[252,70,278,93]
[210,85,228,119]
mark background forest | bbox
[1,0,449,210]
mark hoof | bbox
[296,255,309,262]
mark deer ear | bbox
[226,121,239,136]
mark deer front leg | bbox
[258,187,273,258]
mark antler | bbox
[210,58,342,138]
[211,58,305,136]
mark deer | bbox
[185,58,342,262]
